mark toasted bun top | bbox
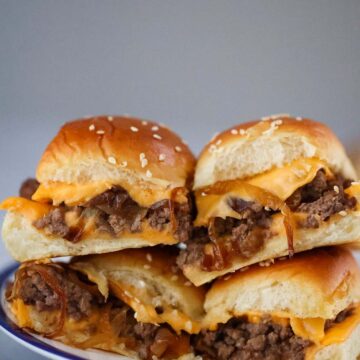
[194,115,357,189]
[36,116,195,190]
[71,247,205,333]
[205,247,360,324]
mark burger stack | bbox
[1,115,360,360]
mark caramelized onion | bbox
[169,187,188,235]
[198,180,295,257]
[13,263,67,338]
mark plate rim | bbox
[0,263,87,360]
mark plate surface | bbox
[0,263,129,360]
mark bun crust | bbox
[194,116,357,189]
[37,116,195,189]
[204,247,360,324]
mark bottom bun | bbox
[182,211,360,285]
[311,322,360,360]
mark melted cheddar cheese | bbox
[32,180,185,208]
[0,197,52,221]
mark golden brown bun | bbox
[182,206,360,286]
[70,248,206,334]
[194,116,357,189]
[204,247,360,326]
[2,212,178,261]
[36,115,195,202]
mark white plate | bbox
[0,263,130,360]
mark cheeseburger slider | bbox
[178,115,360,285]
[6,248,205,360]
[1,116,195,261]
[193,247,360,360]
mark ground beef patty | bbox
[177,199,272,271]
[286,170,356,228]
[14,265,104,320]
[192,316,312,360]
[33,186,192,242]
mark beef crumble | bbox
[286,170,356,228]
[32,186,192,242]
[9,265,189,360]
[192,316,312,360]
[177,200,272,271]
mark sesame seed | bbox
[140,153,145,160]
[146,170,152,178]
[153,133,162,140]
[120,161,127,167]
[184,281,192,287]
[209,144,217,153]
[146,253,153,262]
[175,146,182,152]
[201,192,207,197]
[261,116,271,121]
[130,126,139,132]
[151,125,159,131]
[230,129,238,135]
[107,116,113,121]
[159,154,166,161]
[96,130,105,135]
[123,113,130,118]
[224,276,231,281]
[141,158,148,168]
[264,206,271,211]
[142,120,148,126]
[143,264,151,270]
[171,275,178,281]
[296,116,303,121]
[239,129,246,135]
[178,242,187,250]
[216,139,222,146]
[181,139,188,145]
[333,185,340,194]
[89,124,95,131]
[339,210,347,216]
[351,181,360,186]
[108,156,117,165]
[240,266,250,272]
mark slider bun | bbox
[2,212,178,261]
[204,247,360,326]
[312,323,360,360]
[182,208,360,286]
[194,116,357,189]
[36,115,195,190]
[70,248,206,333]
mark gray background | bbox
[1,1,360,359]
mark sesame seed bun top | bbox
[194,115,357,189]
[35,115,195,197]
